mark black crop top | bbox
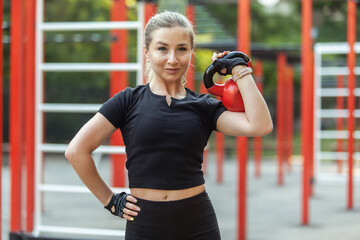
[98,83,227,190]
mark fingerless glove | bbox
[213,57,248,76]
[104,192,129,218]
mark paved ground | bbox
[2,153,360,240]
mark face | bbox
[144,26,193,83]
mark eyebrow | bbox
[155,41,188,47]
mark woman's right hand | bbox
[122,195,141,221]
[105,192,141,221]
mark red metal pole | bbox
[110,0,128,187]
[186,4,195,91]
[216,132,224,183]
[144,1,157,24]
[10,0,25,232]
[254,61,263,178]
[143,2,157,84]
[346,0,356,210]
[286,65,294,172]
[301,0,313,225]
[0,0,3,238]
[277,53,286,186]
[336,75,344,174]
[25,0,36,232]
[237,0,250,239]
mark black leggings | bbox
[125,191,221,240]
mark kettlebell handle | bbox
[203,51,252,89]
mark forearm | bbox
[67,152,113,206]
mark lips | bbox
[165,68,180,74]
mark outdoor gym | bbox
[1,0,360,240]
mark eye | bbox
[178,47,187,52]
[158,47,167,51]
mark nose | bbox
[167,51,178,65]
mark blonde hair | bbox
[144,11,195,86]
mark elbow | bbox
[249,120,273,137]
[263,122,273,136]
[65,144,80,166]
[64,145,74,164]
[257,121,273,137]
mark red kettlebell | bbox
[203,51,253,112]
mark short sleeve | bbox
[98,88,132,129]
[206,96,227,131]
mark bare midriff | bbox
[130,184,205,201]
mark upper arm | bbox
[65,113,117,158]
[216,110,253,137]
[216,110,273,137]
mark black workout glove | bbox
[213,57,248,76]
[104,192,130,218]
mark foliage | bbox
[4,0,360,144]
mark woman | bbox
[65,11,272,240]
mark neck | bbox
[149,79,186,99]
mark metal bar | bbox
[39,144,126,154]
[110,0,128,188]
[316,88,348,97]
[314,42,360,54]
[34,0,44,235]
[301,0,312,226]
[186,4,195,91]
[10,0,24,232]
[38,184,129,194]
[25,0,36,232]
[316,130,348,139]
[316,109,360,118]
[40,21,140,31]
[317,66,360,76]
[336,76,344,174]
[313,42,322,191]
[286,65,294,172]
[37,225,125,237]
[317,175,360,183]
[41,62,141,72]
[237,0,250,239]
[40,103,101,113]
[137,1,145,85]
[346,0,356,210]
[277,53,286,186]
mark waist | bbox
[130,184,205,201]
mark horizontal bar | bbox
[314,42,360,54]
[37,225,125,237]
[40,63,141,72]
[316,66,360,76]
[40,103,101,113]
[316,174,360,182]
[316,88,348,97]
[39,144,126,154]
[316,130,348,139]
[40,21,140,31]
[317,151,348,160]
[38,184,129,194]
[316,109,360,118]
[316,151,360,161]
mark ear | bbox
[143,45,149,62]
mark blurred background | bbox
[2,0,360,240]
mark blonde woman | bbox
[65,11,272,240]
